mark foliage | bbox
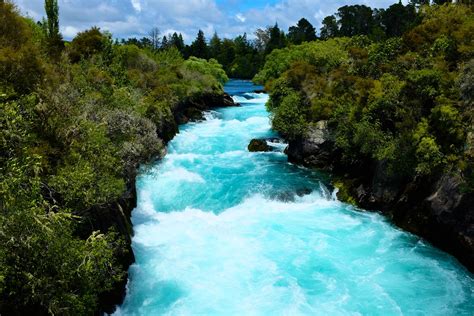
[270,91,307,140]
[254,38,349,85]
[188,30,209,59]
[288,18,317,45]
[0,2,228,314]
[183,57,228,87]
[320,2,419,41]
[68,27,111,63]
[258,3,473,184]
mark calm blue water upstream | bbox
[116,80,474,315]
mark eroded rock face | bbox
[287,121,335,169]
[420,175,474,271]
[175,92,237,125]
[284,120,474,272]
[248,139,271,152]
[337,170,474,272]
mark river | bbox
[116,80,474,315]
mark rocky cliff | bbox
[287,121,474,273]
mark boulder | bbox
[287,120,335,169]
[248,139,271,152]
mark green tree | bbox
[170,32,185,53]
[265,23,287,54]
[288,18,317,44]
[189,30,209,59]
[44,0,63,58]
[337,5,374,37]
[382,2,418,37]
[161,35,169,49]
[68,27,108,62]
[320,15,339,39]
[209,32,222,59]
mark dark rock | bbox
[248,139,271,152]
[415,175,474,272]
[183,107,204,122]
[296,188,312,197]
[253,89,266,94]
[287,121,335,169]
[284,119,474,272]
[174,92,237,127]
[274,191,296,202]
[340,170,474,273]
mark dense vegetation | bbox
[0,1,227,314]
[256,2,473,189]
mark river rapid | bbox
[116,80,474,315]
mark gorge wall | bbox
[286,122,474,273]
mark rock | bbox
[183,107,204,122]
[274,191,296,202]
[420,175,474,272]
[296,188,312,197]
[222,93,237,107]
[175,92,238,126]
[248,139,271,152]
[253,89,266,94]
[284,119,474,273]
[287,120,335,169]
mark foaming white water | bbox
[232,93,269,104]
[116,80,474,316]
[161,167,205,183]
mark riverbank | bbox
[285,122,474,273]
[99,91,237,313]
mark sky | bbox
[15,0,408,42]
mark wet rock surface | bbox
[248,139,272,152]
[285,120,474,272]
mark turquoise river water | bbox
[116,80,474,315]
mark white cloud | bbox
[235,13,246,23]
[62,25,80,38]
[15,0,410,42]
[131,0,142,12]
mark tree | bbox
[68,27,107,62]
[170,32,185,53]
[148,27,160,50]
[288,18,317,44]
[382,2,418,37]
[219,38,236,71]
[254,28,270,52]
[209,32,222,58]
[320,15,339,39]
[161,35,169,49]
[337,5,374,37]
[189,30,209,59]
[265,23,286,54]
[45,0,59,38]
[44,0,63,58]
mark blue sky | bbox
[15,0,407,42]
